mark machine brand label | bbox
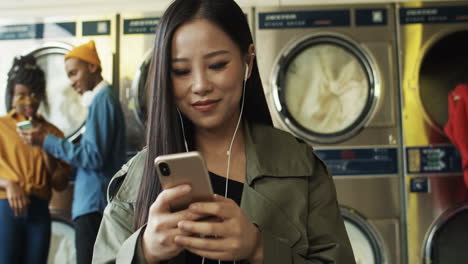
[259,10,350,29]
[314,148,398,176]
[124,18,160,34]
[82,20,111,36]
[400,6,468,24]
[0,22,76,40]
[406,146,462,174]
[355,9,388,26]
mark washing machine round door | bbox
[418,30,468,135]
[272,34,379,144]
[48,218,76,264]
[130,50,152,128]
[29,43,87,142]
[341,207,386,264]
[423,203,468,264]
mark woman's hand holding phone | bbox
[141,184,208,263]
[174,194,264,263]
[147,151,263,262]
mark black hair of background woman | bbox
[5,55,46,112]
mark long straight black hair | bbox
[134,0,272,229]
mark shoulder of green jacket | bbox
[107,147,147,203]
[246,123,316,180]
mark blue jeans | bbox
[0,196,51,264]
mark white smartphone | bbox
[17,120,34,130]
[154,151,214,212]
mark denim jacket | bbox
[44,85,126,219]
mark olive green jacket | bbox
[92,124,355,264]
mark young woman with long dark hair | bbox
[93,0,355,263]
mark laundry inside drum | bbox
[284,44,370,135]
[344,219,378,264]
[48,219,76,264]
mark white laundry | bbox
[285,44,369,134]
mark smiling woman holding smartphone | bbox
[0,55,71,264]
[93,0,355,263]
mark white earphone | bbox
[244,63,249,81]
[244,52,254,81]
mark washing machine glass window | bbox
[131,51,152,127]
[29,44,87,141]
[274,36,377,144]
[341,207,385,264]
[423,204,468,264]
[48,218,76,264]
[419,30,468,133]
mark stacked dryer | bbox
[397,1,468,264]
[256,4,402,264]
[0,13,118,264]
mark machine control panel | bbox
[355,9,388,26]
[83,20,111,36]
[315,147,398,176]
[400,6,468,25]
[123,17,160,35]
[406,145,462,174]
[258,10,350,29]
[0,22,76,40]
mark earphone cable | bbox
[224,76,246,199]
[180,69,247,264]
[177,108,189,152]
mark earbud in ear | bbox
[244,63,249,81]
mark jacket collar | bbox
[81,80,109,107]
[244,122,313,185]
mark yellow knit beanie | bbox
[64,40,101,67]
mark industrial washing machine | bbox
[397,1,468,264]
[255,4,402,264]
[119,11,163,156]
[120,7,255,156]
[0,13,118,264]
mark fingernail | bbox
[181,185,191,192]
[189,204,198,210]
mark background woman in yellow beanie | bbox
[18,40,127,264]
[0,55,70,264]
